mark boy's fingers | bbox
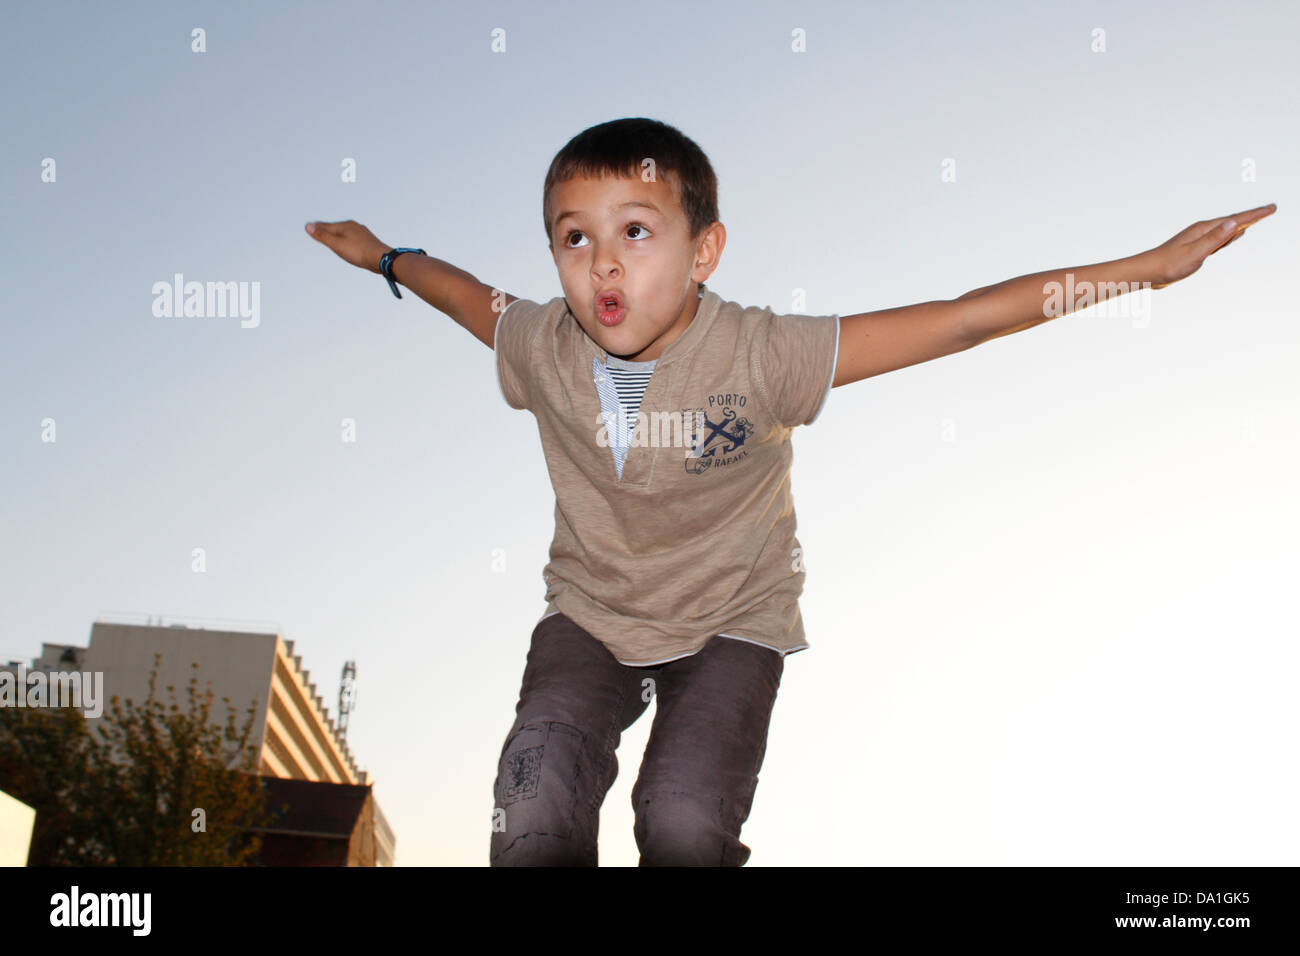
[1199,220,1238,255]
[306,222,343,246]
[1218,203,1276,230]
[1204,224,1246,256]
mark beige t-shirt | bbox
[495,285,839,665]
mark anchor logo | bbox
[685,407,754,475]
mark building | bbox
[253,777,395,867]
[2,616,394,865]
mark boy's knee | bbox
[632,787,751,867]
[490,720,597,866]
[493,719,585,817]
[496,720,578,800]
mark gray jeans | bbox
[490,611,784,866]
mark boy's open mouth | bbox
[595,290,626,327]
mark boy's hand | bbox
[304,219,391,274]
[1148,203,1277,289]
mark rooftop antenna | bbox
[338,661,357,741]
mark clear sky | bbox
[2,0,1296,866]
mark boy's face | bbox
[548,172,724,362]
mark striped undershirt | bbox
[593,353,657,479]
[591,284,705,480]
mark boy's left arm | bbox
[831,203,1276,388]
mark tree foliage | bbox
[0,654,285,865]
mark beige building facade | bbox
[5,617,394,864]
[30,620,365,785]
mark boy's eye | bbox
[564,223,652,248]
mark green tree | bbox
[0,654,286,865]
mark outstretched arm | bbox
[830,203,1276,389]
[387,253,518,350]
[305,219,518,350]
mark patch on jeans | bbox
[503,744,544,803]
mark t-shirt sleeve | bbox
[494,297,543,411]
[752,308,841,428]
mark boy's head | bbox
[541,118,726,363]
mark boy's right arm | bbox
[305,219,518,350]
[389,253,518,350]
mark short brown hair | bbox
[542,117,719,243]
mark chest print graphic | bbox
[683,392,755,475]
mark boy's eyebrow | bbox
[554,200,663,228]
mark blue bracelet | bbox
[379,247,427,298]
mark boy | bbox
[306,117,1274,866]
